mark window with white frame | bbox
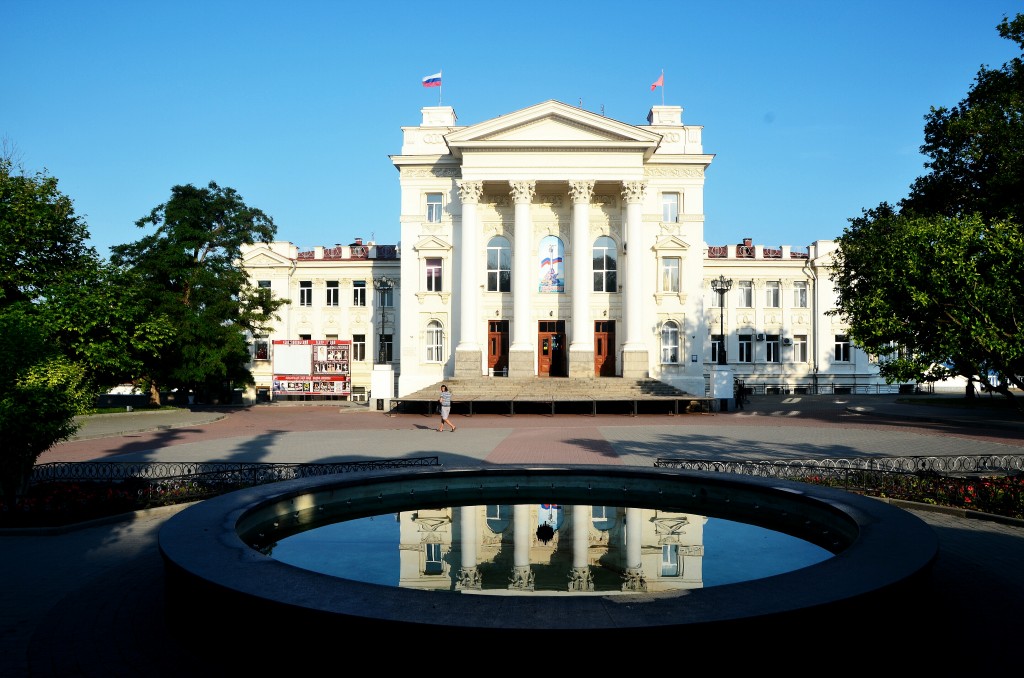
[426,320,444,362]
[793,334,808,362]
[426,193,443,223]
[835,334,851,362]
[592,236,617,292]
[661,257,680,293]
[377,285,394,308]
[661,320,680,363]
[592,506,615,531]
[738,334,753,362]
[486,236,511,292]
[738,281,753,307]
[299,280,312,306]
[257,280,271,289]
[661,544,680,576]
[425,258,442,292]
[662,192,679,223]
[711,334,723,363]
[352,280,366,306]
[766,334,781,362]
[326,280,339,307]
[766,281,780,308]
[793,280,808,308]
[486,505,511,533]
[424,542,442,575]
[352,334,366,361]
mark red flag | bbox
[650,72,664,91]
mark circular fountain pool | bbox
[159,465,937,652]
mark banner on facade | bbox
[271,339,351,396]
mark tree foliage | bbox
[109,181,286,403]
[0,310,92,508]
[831,14,1024,409]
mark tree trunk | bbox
[148,380,161,407]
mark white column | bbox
[621,506,647,591]
[509,503,534,590]
[621,180,647,349]
[569,180,594,355]
[456,180,483,352]
[510,181,535,350]
[568,504,593,591]
[456,504,481,590]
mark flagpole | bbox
[660,69,665,106]
[438,69,443,106]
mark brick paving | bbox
[2,394,1022,674]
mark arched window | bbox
[486,504,511,533]
[592,236,617,292]
[661,320,680,363]
[426,320,444,362]
[486,236,511,292]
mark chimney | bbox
[743,238,752,247]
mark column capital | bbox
[621,180,648,204]
[509,180,536,204]
[457,180,483,204]
[568,180,595,204]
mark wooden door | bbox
[594,320,615,376]
[537,320,565,377]
[488,320,509,375]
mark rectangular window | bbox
[711,334,723,363]
[426,321,443,362]
[661,258,680,293]
[661,544,679,577]
[766,334,781,363]
[352,334,366,361]
[424,542,442,575]
[380,334,393,363]
[326,280,339,307]
[426,193,443,223]
[766,281,780,308]
[661,192,679,223]
[793,334,808,362]
[835,334,851,362]
[426,258,442,292]
[738,334,753,363]
[353,280,366,307]
[739,281,753,308]
[254,337,269,361]
[377,286,394,307]
[793,280,808,308]
[299,334,311,341]
[257,280,271,289]
[299,281,312,307]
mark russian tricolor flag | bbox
[422,71,442,88]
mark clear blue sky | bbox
[4,1,1021,258]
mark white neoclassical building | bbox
[241,99,892,405]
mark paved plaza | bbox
[1,394,1022,674]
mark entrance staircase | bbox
[394,377,711,416]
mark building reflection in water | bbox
[398,503,706,594]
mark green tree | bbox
[0,157,93,308]
[0,310,92,509]
[110,181,286,404]
[831,14,1024,409]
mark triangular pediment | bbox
[653,235,692,252]
[413,235,452,252]
[241,249,292,267]
[445,100,661,158]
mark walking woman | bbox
[438,384,456,432]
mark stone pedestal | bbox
[454,348,483,378]
[568,348,595,378]
[508,349,535,378]
[620,349,650,379]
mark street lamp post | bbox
[710,275,733,365]
[373,275,395,365]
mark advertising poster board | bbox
[271,339,351,396]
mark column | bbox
[568,180,595,378]
[568,504,593,591]
[456,504,481,590]
[621,180,649,378]
[508,503,535,590]
[454,180,484,378]
[509,180,536,377]
[621,506,647,591]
